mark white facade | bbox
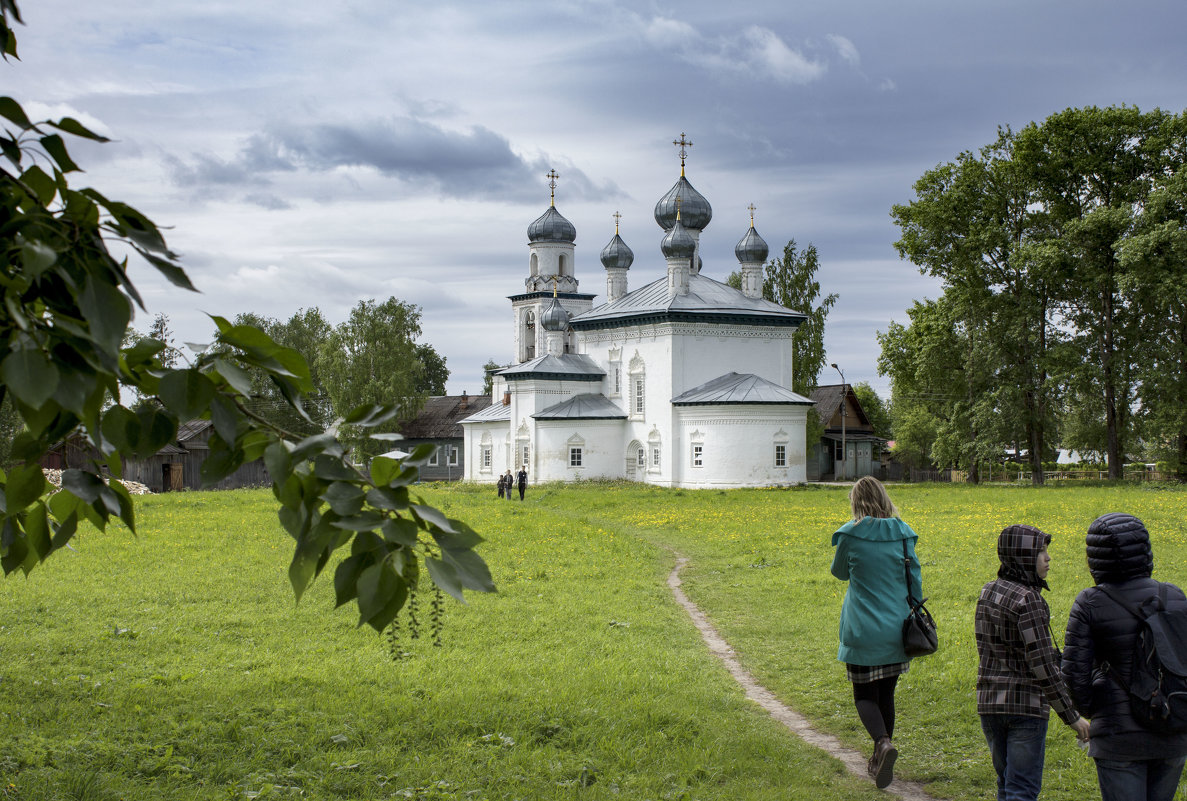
[462,161,813,488]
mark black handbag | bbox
[901,539,938,657]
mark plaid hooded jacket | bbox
[975,524,1080,724]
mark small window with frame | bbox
[775,444,786,467]
[692,444,703,468]
[570,447,583,467]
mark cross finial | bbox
[613,210,622,234]
[546,169,559,206]
[748,203,756,226]
[552,276,558,297]
[672,132,693,176]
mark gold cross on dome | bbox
[546,169,559,206]
[672,132,693,175]
[613,210,622,233]
[748,203,756,226]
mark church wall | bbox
[670,327,796,392]
[462,420,512,482]
[672,406,809,487]
[533,419,624,482]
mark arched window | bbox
[558,253,568,276]
[523,310,536,360]
[530,252,539,277]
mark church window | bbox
[530,252,539,277]
[521,443,530,467]
[558,253,569,276]
[570,447,583,467]
[634,378,645,415]
[614,367,621,395]
[692,444,703,468]
[481,446,491,469]
[637,448,645,468]
[652,447,661,468]
[523,310,536,360]
[775,444,786,467]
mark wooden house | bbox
[807,384,887,481]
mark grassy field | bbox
[1,482,1186,800]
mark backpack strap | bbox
[1097,583,1163,694]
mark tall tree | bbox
[318,298,430,458]
[892,131,1061,483]
[0,4,492,629]
[852,382,892,440]
[1014,106,1179,478]
[482,359,501,396]
[413,343,448,396]
[1117,162,1187,479]
[147,312,181,369]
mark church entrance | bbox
[625,441,644,481]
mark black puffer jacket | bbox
[1062,513,1187,759]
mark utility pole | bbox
[831,363,847,482]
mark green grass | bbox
[1,482,1186,799]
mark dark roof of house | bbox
[671,372,813,405]
[810,383,873,429]
[178,419,212,441]
[497,353,604,381]
[400,394,493,439]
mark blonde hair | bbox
[849,476,898,520]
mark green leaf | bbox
[50,511,78,552]
[333,553,369,608]
[431,521,483,552]
[158,369,215,421]
[264,442,293,487]
[47,116,110,142]
[100,406,137,454]
[313,454,356,482]
[410,503,456,534]
[344,403,398,427]
[19,238,57,275]
[0,96,33,129]
[380,516,419,547]
[209,393,239,443]
[212,358,254,396]
[1,342,59,408]
[330,510,386,532]
[109,479,136,534]
[132,405,176,459]
[20,503,51,574]
[277,504,306,540]
[441,547,496,594]
[322,481,364,516]
[425,556,466,603]
[4,462,46,513]
[19,164,56,205]
[1,520,27,576]
[137,248,197,292]
[39,133,80,173]
[356,559,408,631]
[79,277,132,352]
[369,456,401,488]
[365,486,409,511]
[60,469,103,503]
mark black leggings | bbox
[852,675,899,743]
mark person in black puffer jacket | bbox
[1062,513,1187,801]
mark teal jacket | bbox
[831,516,923,666]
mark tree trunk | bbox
[1102,279,1123,480]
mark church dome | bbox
[735,225,769,264]
[654,176,712,231]
[540,297,570,331]
[600,232,634,270]
[528,205,576,243]
[661,217,696,260]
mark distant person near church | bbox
[517,467,528,500]
[497,472,505,499]
[503,470,513,501]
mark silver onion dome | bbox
[735,225,769,264]
[661,217,696,260]
[540,297,570,331]
[527,205,577,243]
[654,176,713,231]
[599,232,634,270]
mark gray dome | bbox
[735,226,769,264]
[661,217,696,260]
[654,176,712,231]
[540,298,570,331]
[600,233,634,270]
[528,205,576,243]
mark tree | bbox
[318,297,431,458]
[147,312,181,369]
[891,131,1062,484]
[482,359,501,396]
[0,4,492,630]
[852,382,891,440]
[413,342,448,396]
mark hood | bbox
[997,524,1050,589]
[1087,513,1153,584]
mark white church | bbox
[461,139,813,488]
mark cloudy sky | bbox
[8,1,1187,398]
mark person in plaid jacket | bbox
[975,524,1090,801]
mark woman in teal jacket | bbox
[831,476,923,789]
